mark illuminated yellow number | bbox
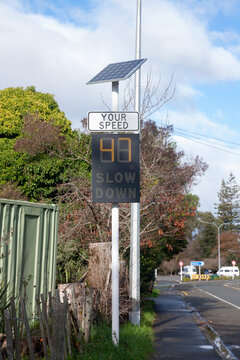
[100,138,114,162]
[117,138,131,163]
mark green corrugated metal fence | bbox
[0,199,59,317]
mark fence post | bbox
[36,297,49,360]
[64,294,72,356]
[51,300,67,359]
[84,294,93,343]
[10,298,21,360]
[4,308,14,360]
[41,293,52,354]
[20,298,35,360]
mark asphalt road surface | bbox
[158,276,240,359]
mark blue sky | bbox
[1,0,240,212]
[20,0,101,25]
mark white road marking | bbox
[197,345,214,350]
[198,287,240,310]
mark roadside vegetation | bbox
[0,85,213,357]
[77,300,155,360]
[160,172,240,275]
[0,85,207,291]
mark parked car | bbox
[217,266,239,277]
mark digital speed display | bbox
[91,134,140,203]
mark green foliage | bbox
[146,289,160,298]
[197,212,218,257]
[15,150,90,201]
[17,155,67,200]
[140,244,163,294]
[215,172,240,229]
[0,138,27,186]
[74,300,154,360]
[0,145,73,201]
[57,243,88,284]
[0,86,72,137]
[0,109,91,202]
[0,87,91,202]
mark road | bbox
[158,276,240,359]
[193,279,240,308]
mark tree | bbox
[0,86,71,138]
[212,230,240,266]
[215,173,240,229]
[197,212,218,257]
[0,87,91,201]
[57,120,208,288]
[0,87,208,290]
[160,258,179,275]
[139,122,207,257]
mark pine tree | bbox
[197,212,217,257]
[215,173,240,229]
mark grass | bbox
[147,288,160,298]
[73,300,155,360]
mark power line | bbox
[174,129,237,150]
[173,131,240,157]
[174,126,240,147]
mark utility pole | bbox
[130,0,141,325]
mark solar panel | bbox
[87,58,147,84]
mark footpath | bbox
[151,279,222,359]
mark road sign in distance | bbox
[88,111,139,132]
[232,260,236,266]
[191,261,204,266]
[91,134,140,203]
[179,261,183,266]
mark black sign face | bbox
[91,134,140,203]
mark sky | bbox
[1,0,240,213]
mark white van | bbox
[217,266,239,277]
[180,265,197,278]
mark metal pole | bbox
[217,222,227,272]
[198,220,231,273]
[130,0,141,326]
[135,0,141,109]
[112,203,119,345]
[112,81,119,111]
[112,81,119,345]
[180,265,182,282]
[217,227,221,272]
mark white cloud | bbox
[143,0,240,83]
[162,110,240,212]
[0,0,240,212]
[0,0,240,126]
[210,30,240,44]
[175,132,240,212]
[166,110,240,139]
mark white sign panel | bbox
[88,111,139,132]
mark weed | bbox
[69,300,155,360]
